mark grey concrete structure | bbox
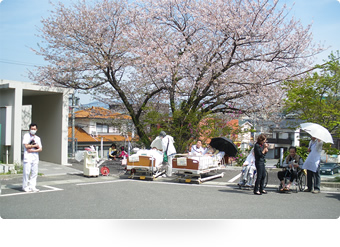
[0,80,73,166]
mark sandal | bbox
[283,187,289,191]
[261,190,267,194]
[254,191,261,195]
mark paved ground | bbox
[1,158,339,192]
[2,178,340,219]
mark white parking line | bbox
[41,185,63,191]
[228,173,241,182]
[76,179,233,189]
[0,185,63,197]
[76,180,130,186]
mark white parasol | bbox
[300,122,333,144]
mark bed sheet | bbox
[176,151,225,170]
[128,149,163,168]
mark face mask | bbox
[30,130,37,135]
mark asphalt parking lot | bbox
[1,158,339,195]
[67,158,340,190]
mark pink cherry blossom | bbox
[29,0,323,148]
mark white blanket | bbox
[189,151,225,170]
[128,149,163,168]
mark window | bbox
[96,123,108,133]
[279,132,288,139]
[109,126,119,133]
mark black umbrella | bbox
[209,137,238,157]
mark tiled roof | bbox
[196,118,240,145]
[71,106,131,120]
[68,126,134,143]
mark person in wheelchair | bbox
[277,146,304,191]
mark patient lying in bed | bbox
[188,148,225,169]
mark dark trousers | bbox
[254,164,266,193]
[307,166,320,191]
[277,170,297,182]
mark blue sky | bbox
[0,0,340,103]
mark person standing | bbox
[159,131,176,176]
[253,134,269,195]
[302,137,323,193]
[22,123,42,192]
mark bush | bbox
[234,147,252,166]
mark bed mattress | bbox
[172,156,217,171]
[127,149,163,169]
[172,151,225,172]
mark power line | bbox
[0,59,44,67]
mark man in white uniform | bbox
[159,131,176,176]
[22,123,42,192]
[302,137,323,193]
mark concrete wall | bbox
[23,93,67,164]
[0,80,72,166]
[0,87,22,164]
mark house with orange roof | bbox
[68,106,136,157]
[196,117,241,145]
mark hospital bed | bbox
[126,149,166,180]
[172,152,225,183]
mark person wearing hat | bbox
[159,131,176,176]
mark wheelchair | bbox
[277,167,306,193]
[238,167,268,189]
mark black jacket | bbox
[254,142,266,166]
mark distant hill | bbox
[80,101,109,109]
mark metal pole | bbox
[101,137,103,159]
[253,112,257,142]
[280,148,284,167]
[72,93,75,158]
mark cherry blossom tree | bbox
[30,0,322,151]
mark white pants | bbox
[165,154,175,176]
[245,166,256,186]
[22,159,39,190]
[239,165,256,185]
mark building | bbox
[238,120,254,150]
[69,106,136,158]
[0,80,72,167]
[265,118,302,159]
[238,116,302,159]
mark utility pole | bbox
[69,93,79,158]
